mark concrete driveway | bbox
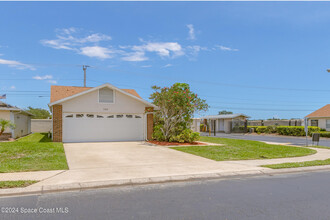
[64,141,217,170]
[27,141,330,188]
[35,141,261,186]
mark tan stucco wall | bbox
[12,113,31,138]
[0,110,11,133]
[61,89,148,114]
[31,119,52,133]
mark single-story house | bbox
[201,114,250,133]
[49,83,158,143]
[305,104,330,131]
[0,101,33,139]
[191,118,201,132]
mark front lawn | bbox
[0,180,38,189]
[0,133,68,173]
[262,159,330,169]
[171,136,316,161]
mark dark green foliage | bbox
[26,107,51,119]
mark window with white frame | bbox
[327,120,330,129]
[311,120,318,127]
[99,88,114,103]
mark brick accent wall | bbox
[145,107,154,140]
[52,105,62,142]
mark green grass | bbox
[0,180,38,189]
[262,159,330,169]
[307,145,330,150]
[0,133,68,173]
[171,136,316,161]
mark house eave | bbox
[48,83,158,109]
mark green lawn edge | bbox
[171,136,316,161]
[262,159,330,169]
[0,180,38,189]
[0,133,68,173]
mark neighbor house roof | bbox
[49,83,157,108]
[50,85,142,103]
[201,113,250,119]
[0,101,33,116]
[306,104,330,118]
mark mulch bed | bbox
[148,140,204,146]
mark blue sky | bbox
[0,2,330,119]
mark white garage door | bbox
[63,113,144,142]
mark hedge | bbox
[277,126,320,136]
[319,131,330,138]
[248,126,321,136]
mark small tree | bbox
[0,119,15,136]
[26,107,51,119]
[150,83,208,142]
[218,110,233,115]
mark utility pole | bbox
[82,65,90,87]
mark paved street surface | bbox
[202,132,330,147]
[1,171,330,220]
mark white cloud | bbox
[33,75,57,84]
[47,80,57,84]
[187,24,196,40]
[10,86,16,90]
[162,64,172,68]
[122,51,148,62]
[141,65,152,68]
[0,58,35,70]
[80,46,114,59]
[216,45,239,52]
[41,28,112,53]
[122,42,184,62]
[133,42,184,57]
[40,39,75,51]
[33,75,53,80]
[186,45,208,58]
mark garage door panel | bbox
[63,113,144,142]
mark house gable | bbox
[49,83,156,109]
[61,88,148,114]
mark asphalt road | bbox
[202,132,330,147]
[1,171,330,220]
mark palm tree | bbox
[0,119,15,136]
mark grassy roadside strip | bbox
[0,180,38,189]
[262,159,330,169]
[171,137,316,161]
[307,145,330,150]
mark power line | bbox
[209,106,314,112]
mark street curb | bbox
[2,165,330,197]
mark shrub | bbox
[265,125,277,134]
[170,129,200,143]
[320,131,330,138]
[152,124,165,141]
[248,125,321,137]
[247,126,258,132]
[255,126,268,134]
[277,126,320,136]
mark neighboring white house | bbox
[0,101,33,138]
[49,83,158,143]
[191,118,201,132]
[305,104,330,131]
[201,114,250,133]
